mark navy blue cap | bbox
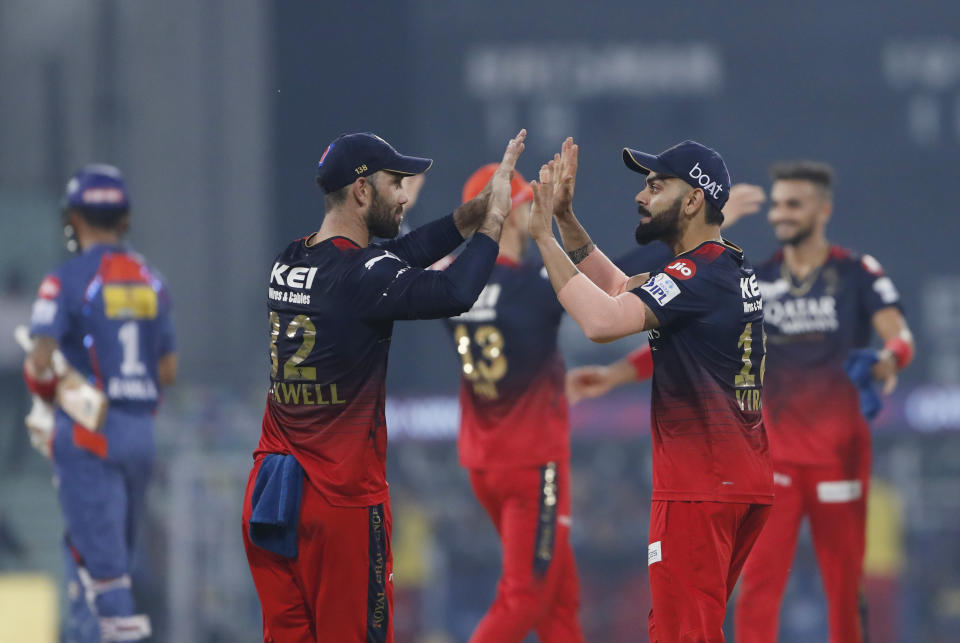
[623,140,731,210]
[64,164,130,212]
[316,132,433,193]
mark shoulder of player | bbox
[828,245,888,277]
[657,241,739,284]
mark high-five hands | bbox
[529,158,557,242]
[553,137,578,218]
[487,129,527,221]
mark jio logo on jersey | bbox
[665,259,696,280]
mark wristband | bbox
[884,336,914,370]
[24,361,57,401]
[627,346,654,381]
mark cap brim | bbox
[623,148,672,176]
[383,155,433,176]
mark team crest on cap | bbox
[319,144,334,166]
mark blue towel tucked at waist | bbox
[844,349,882,421]
[249,453,304,558]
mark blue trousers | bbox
[52,407,155,643]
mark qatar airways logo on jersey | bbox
[270,263,318,290]
[764,291,839,335]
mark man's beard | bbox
[365,185,402,239]
[635,197,682,246]
[776,222,815,247]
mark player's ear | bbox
[684,187,704,217]
[351,177,369,207]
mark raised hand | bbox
[476,130,527,241]
[487,129,528,221]
[554,137,579,218]
[720,183,766,229]
[529,160,557,242]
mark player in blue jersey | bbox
[23,165,177,642]
[242,130,526,642]
[530,138,773,642]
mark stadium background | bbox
[1,0,959,641]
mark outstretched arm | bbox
[566,344,653,404]
[529,159,657,343]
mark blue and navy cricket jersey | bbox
[442,256,568,469]
[257,214,497,507]
[29,244,176,414]
[632,239,773,504]
[756,246,902,467]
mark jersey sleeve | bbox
[28,272,70,342]
[374,213,463,268]
[155,280,177,357]
[630,259,721,327]
[855,254,901,316]
[350,234,497,321]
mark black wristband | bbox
[567,243,595,265]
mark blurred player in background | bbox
[734,161,914,643]
[531,138,772,642]
[242,130,525,642]
[441,164,583,642]
[23,164,177,642]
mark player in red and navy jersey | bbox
[241,130,526,642]
[530,138,773,642]
[24,165,177,642]
[441,164,583,642]
[564,183,766,402]
[734,162,914,643]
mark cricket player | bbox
[529,138,773,642]
[242,130,526,642]
[734,161,914,643]
[442,164,583,642]
[23,164,177,642]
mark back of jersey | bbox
[30,245,175,414]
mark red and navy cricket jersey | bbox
[756,246,901,466]
[29,244,176,413]
[256,215,481,507]
[442,256,568,469]
[632,240,773,504]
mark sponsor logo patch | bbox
[861,254,885,276]
[641,273,681,306]
[817,480,862,503]
[665,259,696,280]
[648,540,662,566]
[38,276,61,300]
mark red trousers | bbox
[735,462,869,643]
[648,500,771,643]
[242,459,394,642]
[468,462,584,643]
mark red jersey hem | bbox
[651,490,774,505]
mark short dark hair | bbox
[705,201,724,226]
[321,181,350,210]
[73,208,129,231]
[769,160,834,192]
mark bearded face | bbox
[364,180,403,239]
[635,194,683,246]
